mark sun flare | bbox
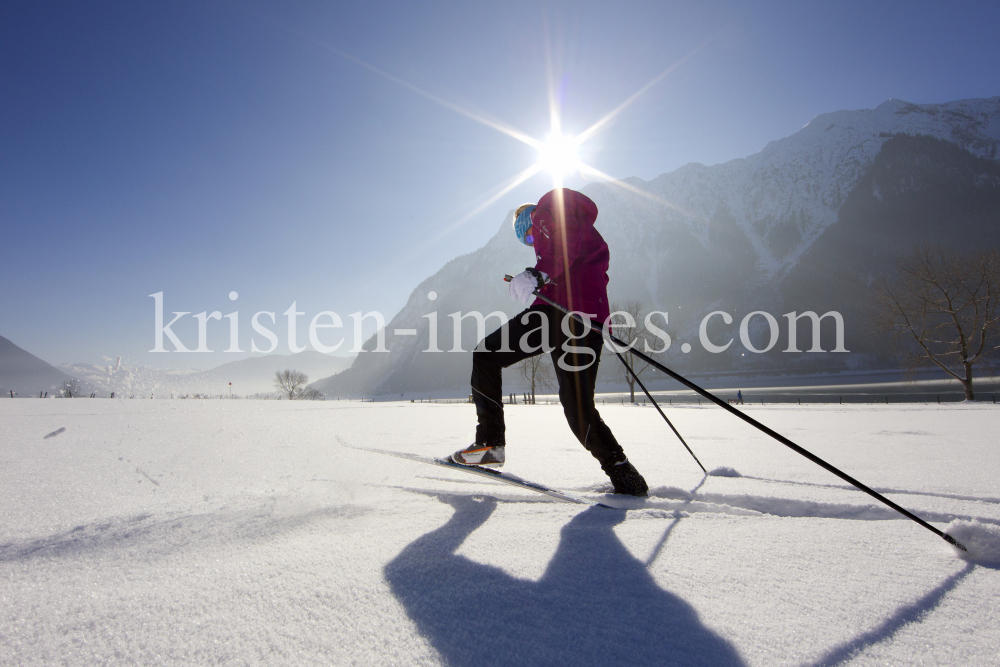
[536,132,581,180]
[284,26,711,244]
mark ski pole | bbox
[504,274,704,472]
[504,275,967,552]
[610,345,707,473]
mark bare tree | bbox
[514,354,555,403]
[274,369,309,400]
[873,246,1000,400]
[608,300,660,403]
[298,387,324,401]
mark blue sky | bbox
[2,0,999,368]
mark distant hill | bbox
[62,351,355,397]
[0,335,97,397]
[312,97,1000,397]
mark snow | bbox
[946,520,1000,567]
[635,97,1000,276]
[708,466,742,478]
[1,399,998,665]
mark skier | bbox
[737,390,743,405]
[449,188,649,496]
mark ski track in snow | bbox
[642,486,1000,526]
[408,473,996,525]
[2,400,999,666]
[733,473,1000,506]
[409,472,1000,528]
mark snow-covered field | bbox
[1,399,998,666]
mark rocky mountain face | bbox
[313,97,1000,397]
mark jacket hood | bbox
[535,189,599,229]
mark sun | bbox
[536,132,581,180]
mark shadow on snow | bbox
[0,504,367,563]
[806,562,976,667]
[384,493,745,667]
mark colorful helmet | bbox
[513,205,536,245]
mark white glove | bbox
[508,269,546,305]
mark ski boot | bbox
[605,458,648,497]
[450,443,505,468]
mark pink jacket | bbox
[530,189,611,326]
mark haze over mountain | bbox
[62,351,355,398]
[1,335,354,398]
[0,335,98,397]
[313,97,1000,398]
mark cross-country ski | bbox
[340,440,616,509]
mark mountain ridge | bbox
[307,97,1000,397]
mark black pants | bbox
[471,305,626,472]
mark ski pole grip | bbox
[504,273,551,286]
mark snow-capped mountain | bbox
[314,97,1000,397]
[650,98,1000,274]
